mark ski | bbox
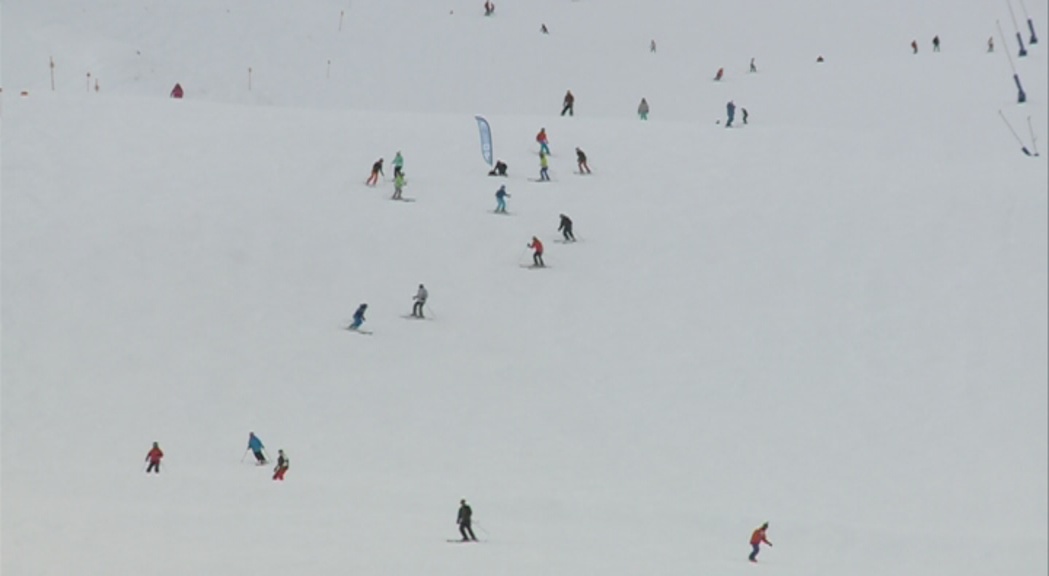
[344,326,374,335]
[519,264,551,269]
[390,197,416,202]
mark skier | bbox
[366,158,384,186]
[457,499,477,541]
[145,442,164,473]
[558,214,575,242]
[488,160,508,177]
[393,171,406,200]
[412,284,428,318]
[495,185,510,213]
[714,67,724,81]
[561,90,575,116]
[540,23,549,34]
[539,152,550,181]
[742,107,749,125]
[536,128,550,155]
[932,35,940,52]
[988,36,995,52]
[725,100,736,127]
[575,147,591,174]
[247,432,267,465]
[528,236,545,267]
[392,151,404,178]
[748,522,772,562]
[749,57,757,73]
[650,39,657,52]
[638,98,649,120]
[170,83,184,99]
[483,0,494,16]
[349,303,368,330]
[272,449,289,481]
[911,39,918,54]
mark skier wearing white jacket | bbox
[412,284,428,318]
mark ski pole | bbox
[241,448,250,463]
[999,110,1033,156]
[473,521,490,537]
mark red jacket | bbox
[750,527,770,546]
[536,130,547,143]
[529,239,544,254]
[146,447,164,462]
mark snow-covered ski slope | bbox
[2,1,1047,575]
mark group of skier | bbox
[144,433,290,481]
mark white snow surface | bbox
[2,1,1047,575]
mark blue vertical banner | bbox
[475,115,494,166]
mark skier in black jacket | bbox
[457,499,477,541]
[558,214,575,242]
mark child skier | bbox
[145,442,164,473]
[247,432,267,465]
[932,35,940,51]
[392,151,404,178]
[638,98,649,120]
[749,522,772,562]
[495,185,510,213]
[558,214,575,242]
[366,158,384,186]
[539,152,550,181]
[393,171,406,200]
[412,284,428,318]
[528,236,545,267]
[725,101,736,127]
[536,128,550,155]
[575,147,591,174]
[561,90,575,116]
[272,449,289,481]
[350,303,368,330]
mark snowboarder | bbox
[539,152,550,181]
[932,35,940,51]
[749,522,772,562]
[749,57,757,73]
[536,128,550,155]
[145,442,164,473]
[714,67,724,81]
[650,39,657,53]
[561,90,575,116]
[272,449,289,481]
[457,499,477,541]
[350,303,368,330]
[247,432,267,465]
[638,98,649,120]
[911,39,918,54]
[412,284,428,318]
[483,0,494,16]
[528,236,545,267]
[392,151,404,178]
[488,160,508,177]
[725,100,736,127]
[393,171,406,200]
[366,158,384,186]
[575,147,591,174]
[558,214,575,242]
[742,107,749,125]
[495,185,510,213]
[170,83,184,99]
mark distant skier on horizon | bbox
[366,158,384,186]
[349,303,368,330]
[558,214,575,242]
[528,236,545,267]
[457,499,478,541]
[749,522,772,562]
[145,442,164,473]
[247,432,267,465]
[412,284,428,318]
[561,90,575,116]
[495,184,510,213]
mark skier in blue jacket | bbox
[726,100,736,127]
[350,304,368,330]
[247,432,267,464]
[495,185,510,213]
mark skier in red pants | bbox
[273,449,290,481]
[749,522,772,562]
[366,158,384,186]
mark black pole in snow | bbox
[1007,0,1030,56]
[998,21,1028,103]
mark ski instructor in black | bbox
[457,499,477,541]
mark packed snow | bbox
[2,1,1047,575]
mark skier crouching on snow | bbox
[350,303,368,330]
[457,499,478,541]
[488,160,508,177]
[558,214,575,242]
[749,522,772,562]
[412,284,428,318]
[247,432,267,464]
[528,236,545,267]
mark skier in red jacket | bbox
[528,236,545,267]
[145,442,164,473]
[749,522,772,562]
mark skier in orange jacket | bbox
[749,522,772,562]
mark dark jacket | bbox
[559,215,573,231]
[576,149,587,163]
[457,504,473,525]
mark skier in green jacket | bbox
[392,151,404,178]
